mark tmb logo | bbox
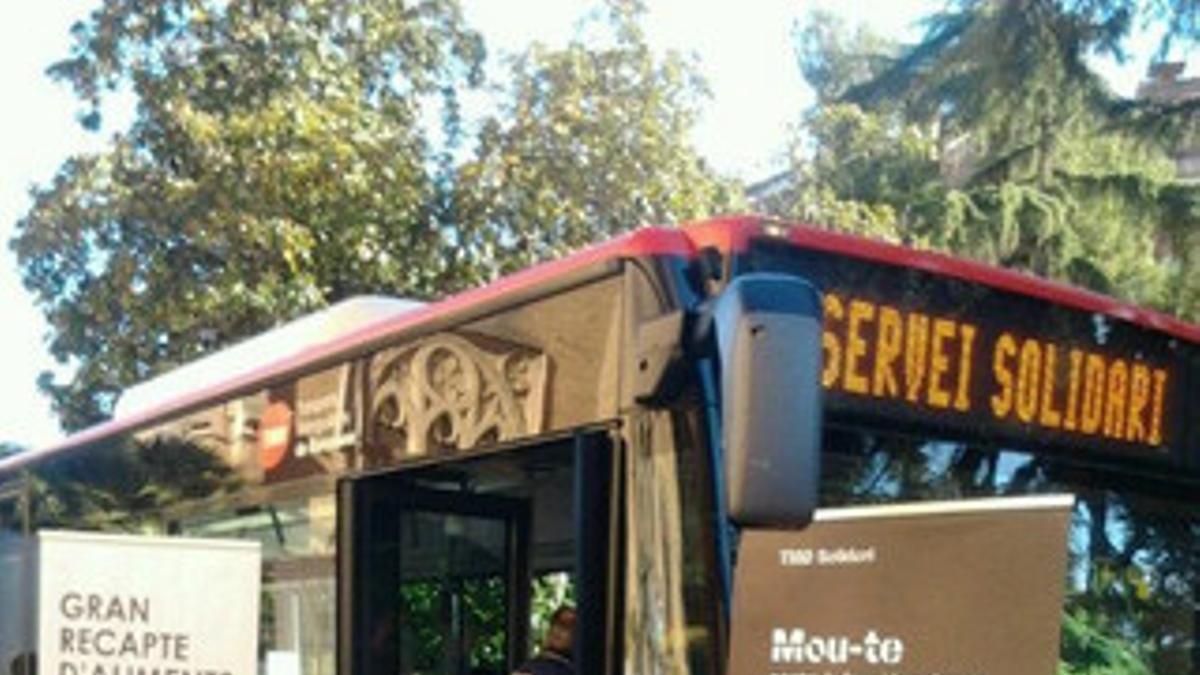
[258,401,294,471]
[770,627,904,666]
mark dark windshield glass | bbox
[821,424,1199,674]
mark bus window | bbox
[178,493,338,675]
[0,479,35,675]
[339,434,613,675]
[819,425,1200,673]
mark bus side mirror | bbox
[712,274,823,528]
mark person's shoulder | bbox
[512,653,573,675]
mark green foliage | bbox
[787,102,940,239]
[397,581,448,669]
[451,1,742,281]
[462,577,507,671]
[795,11,897,103]
[844,0,1200,161]
[395,574,509,671]
[531,572,575,647]
[847,1,1107,184]
[1058,608,1153,675]
[15,0,734,432]
[29,438,235,531]
[15,0,485,431]
[778,2,1200,322]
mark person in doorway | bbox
[513,606,575,675]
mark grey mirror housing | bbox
[712,274,823,528]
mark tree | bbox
[15,0,743,433]
[842,0,1200,167]
[795,10,897,104]
[450,0,741,281]
[776,3,1200,321]
[12,0,485,431]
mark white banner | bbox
[38,530,261,675]
[729,495,1074,675]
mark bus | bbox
[1,215,1197,675]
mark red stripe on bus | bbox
[680,215,1200,344]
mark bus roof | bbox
[113,296,425,420]
[3,215,1197,474]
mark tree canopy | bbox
[14,0,487,430]
[775,2,1199,323]
[450,1,739,281]
[13,0,734,431]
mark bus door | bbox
[339,471,531,675]
[339,435,616,675]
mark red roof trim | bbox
[680,215,1200,344]
[790,226,1200,344]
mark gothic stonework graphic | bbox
[368,332,549,459]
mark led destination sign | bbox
[748,239,1197,465]
[822,292,1172,449]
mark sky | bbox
[0,0,1184,450]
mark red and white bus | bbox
[2,216,1196,674]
